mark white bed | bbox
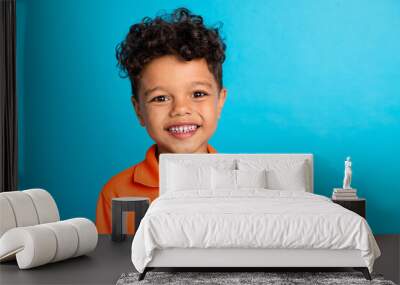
[131,154,381,280]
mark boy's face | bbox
[132,55,227,155]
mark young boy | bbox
[96,7,228,234]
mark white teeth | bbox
[168,125,198,133]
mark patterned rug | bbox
[116,271,396,285]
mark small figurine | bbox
[342,156,352,189]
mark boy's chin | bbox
[158,142,208,154]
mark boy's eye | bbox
[151,95,169,102]
[193,91,208,98]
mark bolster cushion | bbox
[0,218,98,269]
[0,189,60,237]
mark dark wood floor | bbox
[374,235,400,284]
[0,234,398,284]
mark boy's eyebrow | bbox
[144,81,213,97]
[191,81,212,88]
[143,86,167,97]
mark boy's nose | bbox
[170,97,192,116]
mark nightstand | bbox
[332,198,366,219]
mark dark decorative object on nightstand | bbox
[112,197,150,242]
[332,198,366,219]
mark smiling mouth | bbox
[166,124,201,139]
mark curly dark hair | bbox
[115,7,227,101]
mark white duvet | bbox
[131,189,380,273]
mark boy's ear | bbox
[217,87,227,120]
[131,96,145,126]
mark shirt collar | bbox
[133,143,218,187]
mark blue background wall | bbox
[16,0,400,234]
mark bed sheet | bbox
[131,189,380,273]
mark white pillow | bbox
[167,162,212,191]
[236,169,268,189]
[266,167,307,191]
[211,168,268,190]
[237,159,308,191]
[212,168,237,190]
[210,159,237,170]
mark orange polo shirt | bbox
[96,143,218,234]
